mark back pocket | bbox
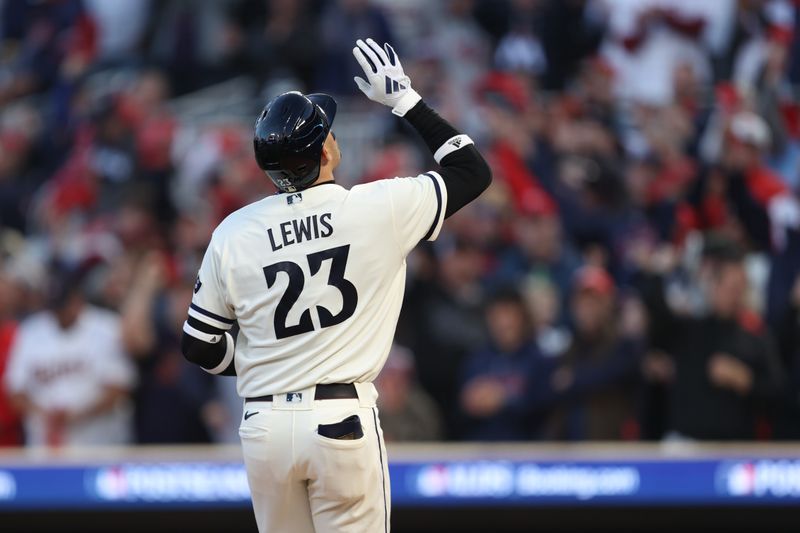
[317,415,364,440]
[314,415,367,449]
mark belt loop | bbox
[355,382,378,408]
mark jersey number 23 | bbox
[263,244,358,339]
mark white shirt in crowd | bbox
[4,306,136,446]
[598,0,721,105]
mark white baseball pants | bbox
[239,382,390,533]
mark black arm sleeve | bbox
[403,100,492,217]
[180,316,237,376]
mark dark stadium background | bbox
[2,0,800,531]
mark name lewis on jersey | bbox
[267,213,333,251]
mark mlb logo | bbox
[287,193,303,205]
[286,392,303,403]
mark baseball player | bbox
[181,38,491,532]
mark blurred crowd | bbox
[2,0,800,447]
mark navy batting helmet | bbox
[253,91,337,193]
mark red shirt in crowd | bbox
[0,321,22,446]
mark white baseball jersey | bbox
[4,306,136,446]
[187,172,447,397]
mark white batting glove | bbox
[353,38,421,117]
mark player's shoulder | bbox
[351,172,439,197]
[212,196,276,239]
[352,173,444,211]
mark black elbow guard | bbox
[181,332,235,375]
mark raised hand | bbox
[352,38,421,116]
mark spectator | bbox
[690,109,800,325]
[83,0,151,63]
[0,0,97,105]
[315,0,395,95]
[521,274,571,359]
[4,262,136,447]
[400,239,487,438]
[599,0,712,106]
[541,266,645,440]
[641,238,785,440]
[375,344,443,442]
[124,69,178,224]
[143,0,234,94]
[492,0,548,78]
[458,287,551,441]
[231,0,321,90]
[430,0,491,133]
[689,110,788,249]
[0,129,33,233]
[120,251,223,444]
[491,196,582,321]
[775,271,800,438]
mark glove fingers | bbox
[366,38,390,67]
[356,39,383,70]
[384,43,397,66]
[353,76,371,95]
[353,47,376,76]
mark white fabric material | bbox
[84,0,150,59]
[352,38,418,114]
[391,89,421,117]
[187,305,233,330]
[4,306,136,446]
[433,134,474,164]
[190,173,447,397]
[599,0,712,105]
[183,320,222,344]
[204,332,235,375]
[239,384,388,533]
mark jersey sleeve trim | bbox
[186,316,225,335]
[433,134,474,164]
[422,172,447,241]
[183,320,223,344]
[203,332,235,375]
[188,303,235,330]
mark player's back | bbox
[192,174,445,397]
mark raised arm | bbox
[353,38,491,217]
